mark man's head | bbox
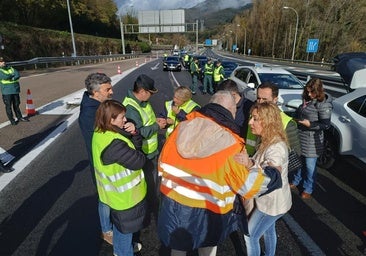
[85,73,113,102]
[216,79,241,104]
[210,90,237,118]
[257,82,278,104]
[216,60,222,66]
[133,74,157,102]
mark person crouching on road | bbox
[158,91,282,256]
[92,100,147,256]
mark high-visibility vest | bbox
[159,111,266,214]
[184,54,190,62]
[122,97,158,155]
[204,63,214,75]
[190,62,199,75]
[92,130,147,210]
[213,65,224,82]
[164,99,200,137]
[0,67,19,84]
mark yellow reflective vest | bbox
[122,97,158,155]
[92,130,147,210]
[164,99,200,137]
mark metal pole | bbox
[196,20,199,53]
[66,0,77,57]
[119,15,126,54]
[244,28,246,56]
[283,6,299,62]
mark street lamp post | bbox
[66,0,77,57]
[283,6,298,62]
[235,24,240,53]
[118,14,126,54]
[243,27,247,56]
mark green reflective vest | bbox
[204,63,214,75]
[165,99,200,137]
[122,97,158,155]
[213,65,224,82]
[92,130,147,210]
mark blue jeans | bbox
[98,200,112,233]
[113,226,133,256]
[292,157,318,194]
[244,208,284,256]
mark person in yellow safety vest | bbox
[0,56,29,125]
[122,74,166,229]
[246,82,301,156]
[159,86,200,138]
[92,99,147,256]
[213,59,225,92]
[203,58,214,95]
[158,91,282,255]
[190,57,200,95]
[184,53,190,69]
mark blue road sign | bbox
[307,39,319,53]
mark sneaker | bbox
[18,117,30,122]
[101,231,113,245]
[0,162,14,173]
[133,242,142,253]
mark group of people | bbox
[78,70,332,256]
[0,57,30,173]
[189,57,225,95]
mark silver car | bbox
[318,68,366,168]
[229,64,304,113]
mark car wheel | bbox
[317,131,338,169]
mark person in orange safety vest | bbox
[157,90,282,255]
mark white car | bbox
[318,68,366,168]
[229,64,304,113]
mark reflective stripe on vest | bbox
[160,163,236,212]
[92,130,146,210]
[122,97,158,154]
[0,67,19,84]
[165,100,200,137]
[213,66,224,82]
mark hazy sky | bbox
[114,0,250,12]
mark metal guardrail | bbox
[7,53,152,70]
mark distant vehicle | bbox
[317,68,366,169]
[172,50,180,56]
[229,64,304,113]
[163,56,182,71]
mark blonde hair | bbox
[250,102,288,153]
[174,86,192,102]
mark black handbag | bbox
[288,149,302,173]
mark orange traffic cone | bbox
[117,65,121,74]
[25,89,36,116]
[135,60,139,67]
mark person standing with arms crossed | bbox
[78,72,114,245]
[213,59,225,92]
[202,58,214,95]
[190,57,200,95]
[0,57,29,125]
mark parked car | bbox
[220,61,239,78]
[163,56,182,71]
[229,64,304,113]
[317,68,366,169]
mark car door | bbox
[334,90,366,163]
[244,69,260,102]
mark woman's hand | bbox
[234,151,253,168]
[298,119,310,127]
[123,122,136,134]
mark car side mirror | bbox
[247,83,255,89]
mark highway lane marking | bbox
[0,67,137,191]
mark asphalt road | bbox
[0,55,365,256]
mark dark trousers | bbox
[143,155,159,223]
[2,94,22,122]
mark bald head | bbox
[210,90,237,118]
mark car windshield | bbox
[166,57,179,62]
[258,73,303,89]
